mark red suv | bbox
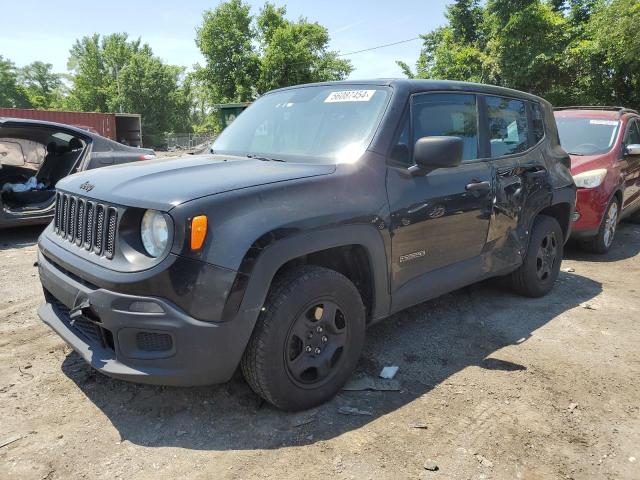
[554,107,640,253]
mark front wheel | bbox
[508,214,563,298]
[241,265,366,411]
[580,198,619,254]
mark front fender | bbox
[227,224,391,323]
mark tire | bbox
[508,214,563,298]
[580,198,620,254]
[241,265,366,411]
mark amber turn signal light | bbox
[190,215,208,250]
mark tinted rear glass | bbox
[486,96,530,157]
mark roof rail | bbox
[553,106,639,116]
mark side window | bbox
[412,93,479,162]
[625,119,640,145]
[531,102,545,144]
[487,96,530,157]
[390,114,410,165]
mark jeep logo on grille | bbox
[79,181,95,192]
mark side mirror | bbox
[625,144,640,156]
[411,136,463,174]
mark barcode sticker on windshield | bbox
[325,90,376,103]
[590,120,618,126]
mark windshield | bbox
[555,116,620,155]
[211,85,391,164]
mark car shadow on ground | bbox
[0,225,45,251]
[60,264,603,451]
[565,222,640,262]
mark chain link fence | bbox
[164,133,216,151]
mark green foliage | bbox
[0,56,31,108]
[195,0,260,103]
[66,33,192,144]
[19,61,66,109]
[576,0,640,108]
[196,0,352,105]
[401,0,640,111]
[257,13,352,92]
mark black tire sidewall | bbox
[255,267,365,411]
[521,215,564,297]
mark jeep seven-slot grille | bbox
[54,192,118,259]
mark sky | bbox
[0,0,449,79]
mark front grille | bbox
[54,192,118,259]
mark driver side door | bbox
[386,92,494,312]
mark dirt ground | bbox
[1,223,639,480]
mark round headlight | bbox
[140,209,168,257]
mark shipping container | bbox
[0,108,143,147]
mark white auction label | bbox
[325,90,376,103]
[589,119,618,126]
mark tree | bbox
[66,33,191,145]
[19,61,65,109]
[447,0,484,44]
[0,56,31,108]
[195,0,260,103]
[257,9,352,93]
[398,0,493,82]
[572,0,640,108]
[398,0,600,107]
[256,2,287,46]
[484,0,571,103]
[196,1,352,104]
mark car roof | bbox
[553,107,639,120]
[267,79,547,104]
[0,116,96,138]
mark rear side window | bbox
[412,93,479,162]
[486,96,529,157]
[532,103,545,143]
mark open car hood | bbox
[55,154,336,211]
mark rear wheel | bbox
[241,265,365,411]
[581,198,619,254]
[508,214,563,298]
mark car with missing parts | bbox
[37,80,576,411]
[0,117,155,228]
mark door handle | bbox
[465,181,491,192]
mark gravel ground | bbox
[1,222,639,479]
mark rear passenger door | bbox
[481,96,551,269]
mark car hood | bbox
[56,154,335,210]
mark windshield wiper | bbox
[566,152,585,156]
[246,154,286,162]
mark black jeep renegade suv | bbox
[37,80,575,411]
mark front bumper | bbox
[37,251,250,386]
[571,187,608,237]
